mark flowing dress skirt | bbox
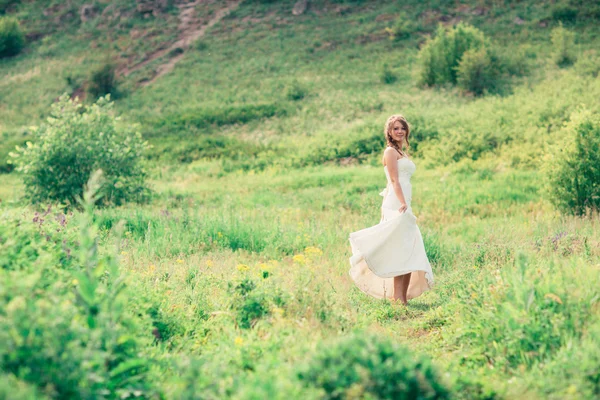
[349,207,434,300]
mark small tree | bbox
[417,23,486,87]
[298,332,450,399]
[544,108,600,215]
[11,94,150,207]
[87,62,120,100]
[457,48,499,95]
[551,23,576,67]
[0,16,24,58]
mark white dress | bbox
[348,157,434,300]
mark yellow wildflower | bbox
[236,264,250,272]
[120,251,128,256]
[257,262,270,271]
[206,259,214,268]
[149,265,156,273]
[471,292,478,299]
[72,279,79,285]
[176,259,184,264]
[305,246,323,256]
[293,254,306,265]
[234,337,244,346]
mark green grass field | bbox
[2,0,600,398]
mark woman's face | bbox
[390,121,407,144]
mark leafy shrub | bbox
[530,321,600,398]
[385,15,418,41]
[551,4,578,24]
[0,176,159,398]
[457,48,499,96]
[551,23,576,67]
[0,0,19,14]
[544,108,600,215]
[298,332,450,399]
[87,62,120,100]
[230,277,286,329]
[455,252,600,371]
[300,124,385,166]
[10,94,149,207]
[380,63,398,84]
[0,374,42,400]
[150,103,287,130]
[286,80,308,101]
[160,136,270,163]
[575,50,600,77]
[0,16,24,58]
[417,23,486,87]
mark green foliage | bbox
[385,14,418,42]
[455,252,600,371]
[300,124,385,166]
[0,374,43,400]
[551,4,578,24]
[0,173,158,398]
[530,321,600,398]
[298,332,450,399]
[551,23,577,67]
[11,95,150,207]
[150,103,288,130]
[0,16,24,58]
[230,276,286,329]
[380,63,398,84]
[575,50,600,77]
[417,23,486,87]
[286,80,308,101]
[160,135,270,163]
[456,48,499,96]
[544,108,600,215]
[87,62,120,100]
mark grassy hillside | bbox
[1,0,600,398]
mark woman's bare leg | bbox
[393,273,412,305]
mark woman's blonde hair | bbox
[384,114,410,156]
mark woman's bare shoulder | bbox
[382,147,399,166]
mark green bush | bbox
[417,23,486,87]
[0,374,42,400]
[300,123,385,166]
[544,108,600,215]
[455,252,600,371]
[457,48,499,96]
[10,95,150,207]
[380,63,398,84]
[385,15,418,42]
[150,103,287,130]
[87,62,120,100]
[0,16,24,58]
[575,50,600,77]
[230,277,286,329]
[286,80,308,101]
[0,178,159,398]
[551,23,577,67]
[551,5,578,24]
[298,332,450,400]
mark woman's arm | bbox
[383,148,408,213]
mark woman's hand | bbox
[398,203,408,214]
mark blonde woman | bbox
[349,115,434,305]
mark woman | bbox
[349,114,434,305]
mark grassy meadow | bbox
[2,0,600,398]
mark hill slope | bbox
[1,1,600,399]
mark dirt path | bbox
[120,0,241,87]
